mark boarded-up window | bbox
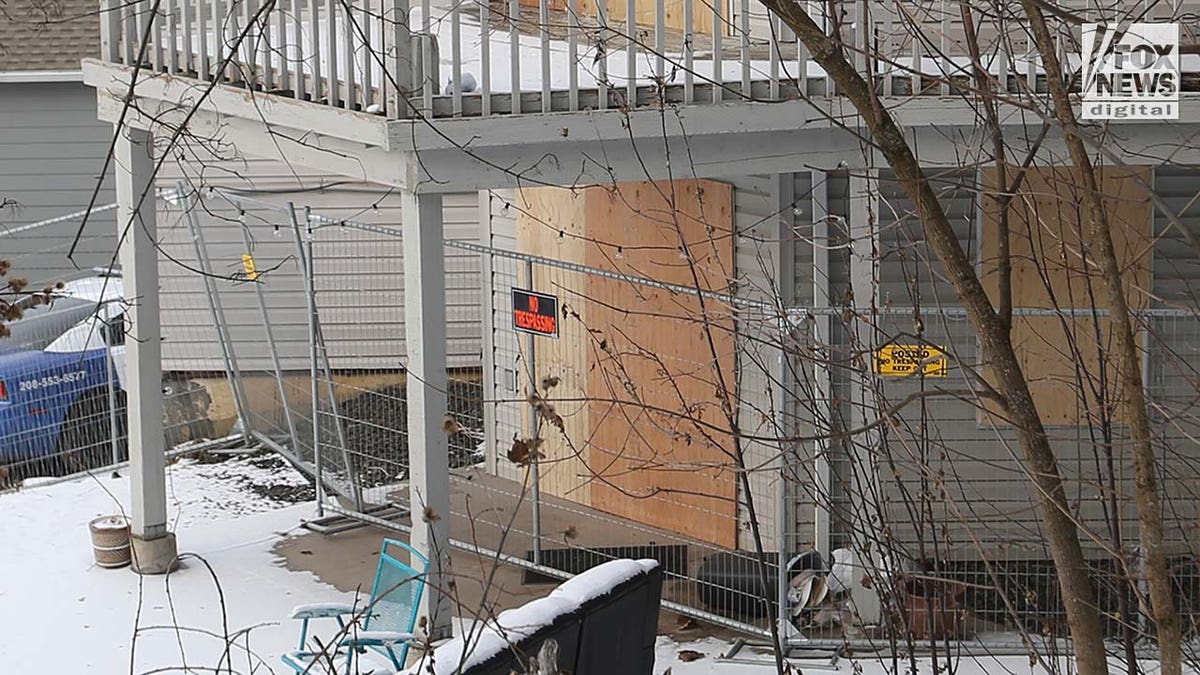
[980,166,1152,426]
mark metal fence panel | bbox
[0,202,236,482]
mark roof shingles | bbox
[0,0,99,72]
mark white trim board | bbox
[0,70,85,83]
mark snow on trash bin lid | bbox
[402,596,577,675]
[403,629,508,675]
[549,558,659,606]
[496,595,578,634]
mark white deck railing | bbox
[99,0,1200,119]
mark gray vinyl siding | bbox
[803,167,1200,560]
[0,82,116,284]
[483,189,523,481]
[154,152,483,373]
[1148,166,1200,550]
[791,172,855,553]
[1151,166,1200,306]
[863,170,1058,558]
[876,168,979,307]
[0,93,488,376]
[731,174,787,549]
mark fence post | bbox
[314,297,361,509]
[480,192,500,475]
[181,184,252,442]
[525,259,543,566]
[300,208,325,518]
[288,208,361,510]
[105,307,122,467]
[238,210,303,462]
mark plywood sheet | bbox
[980,166,1152,426]
[577,0,717,36]
[515,188,593,504]
[582,179,738,548]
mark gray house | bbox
[77,0,1200,644]
[0,0,116,282]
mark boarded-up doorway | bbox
[515,179,738,548]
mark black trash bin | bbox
[695,550,823,617]
[417,559,664,675]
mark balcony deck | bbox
[96,0,1200,122]
[85,0,1200,193]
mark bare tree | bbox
[1020,5,1184,672]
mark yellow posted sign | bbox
[875,344,948,377]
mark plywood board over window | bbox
[980,166,1153,426]
[515,179,737,548]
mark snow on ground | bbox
[0,451,1180,674]
[0,453,345,673]
[651,635,1177,675]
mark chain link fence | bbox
[0,203,233,484]
[247,195,1200,645]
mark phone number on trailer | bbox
[18,371,89,392]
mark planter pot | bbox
[899,578,968,640]
[89,515,131,568]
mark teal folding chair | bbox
[282,538,429,673]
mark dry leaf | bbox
[563,525,578,540]
[422,506,441,522]
[675,615,697,631]
[541,375,561,390]
[508,438,531,465]
[508,437,544,466]
[677,650,704,662]
[442,415,463,434]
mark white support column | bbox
[846,169,882,624]
[402,190,453,641]
[115,125,177,573]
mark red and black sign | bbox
[512,289,559,338]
